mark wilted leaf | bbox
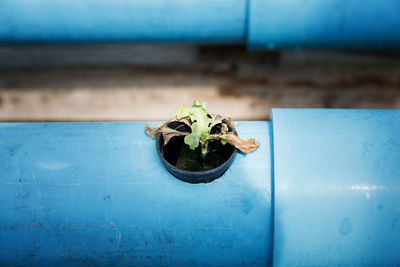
[225,133,259,154]
[161,128,189,145]
[210,114,224,129]
[225,117,238,128]
[207,131,259,154]
[145,123,188,145]
[145,123,165,139]
[220,123,229,134]
[177,117,191,128]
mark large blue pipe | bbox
[0,109,399,265]
[271,109,400,266]
[0,122,273,266]
[248,0,400,49]
[0,0,247,44]
[1,0,400,49]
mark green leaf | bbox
[184,122,201,150]
[174,100,207,120]
[174,105,192,119]
[219,137,227,145]
[200,130,209,143]
[190,108,211,132]
[176,99,212,151]
[192,99,207,111]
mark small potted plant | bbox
[145,100,259,183]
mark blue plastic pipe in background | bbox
[248,0,400,49]
[1,0,400,49]
[0,0,247,44]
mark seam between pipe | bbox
[268,119,275,267]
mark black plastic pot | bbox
[156,121,237,184]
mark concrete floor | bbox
[0,45,399,121]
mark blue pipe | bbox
[0,110,399,265]
[0,122,273,266]
[271,109,400,266]
[1,0,400,49]
[0,0,247,44]
[248,0,400,49]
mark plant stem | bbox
[201,142,209,157]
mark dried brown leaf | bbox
[161,127,189,145]
[225,117,238,128]
[210,114,224,129]
[177,117,191,128]
[145,123,165,139]
[145,123,189,145]
[221,123,229,134]
[225,133,259,154]
[206,134,219,141]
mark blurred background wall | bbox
[0,44,399,121]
